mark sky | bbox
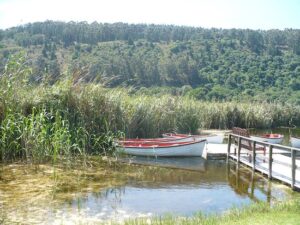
[0,0,299,30]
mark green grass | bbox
[119,200,300,225]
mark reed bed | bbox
[3,84,300,135]
[2,83,300,162]
[1,55,300,162]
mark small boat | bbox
[119,136,195,143]
[291,136,300,148]
[162,133,224,144]
[250,134,284,144]
[118,139,206,157]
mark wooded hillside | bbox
[0,21,300,102]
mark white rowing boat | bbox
[291,136,300,148]
[250,134,284,144]
[162,133,224,144]
[118,139,206,157]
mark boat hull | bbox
[118,140,206,157]
[291,136,300,148]
[250,135,283,144]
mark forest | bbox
[0,21,300,103]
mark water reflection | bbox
[0,158,294,224]
[119,156,207,171]
[226,163,286,204]
[61,157,291,222]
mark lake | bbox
[0,156,297,224]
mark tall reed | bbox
[0,55,122,163]
[2,54,300,162]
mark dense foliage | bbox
[2,53,300,162]
[0,55,122,162]
[1,21,300,102]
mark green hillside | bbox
[1,21,300,102]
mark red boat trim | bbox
[120,136,191,142]
[252,134,283,139]
[163,133,217,138]
[262,134,282,138]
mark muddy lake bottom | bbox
[0,156,299,224]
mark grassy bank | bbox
[121,199,300,225]
[1,55,300,162]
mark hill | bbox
[0,21,300,102]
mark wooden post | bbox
[227,134,232,162]
[291,149,296,189]
[252,141,256,171]
[268,145,273,179]
[234,136,237,156]
[237,137,241,163]
[226,161,230,181]
[267,181,272,203]
[250,171,255,198]
[236,163,239,187]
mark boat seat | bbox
[232,127,266,155]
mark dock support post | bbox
[226,161,230,181]
[227,134,232,162]
[250,170,255,198]
[252,141,256,171]
[237,137,241,163]
[268,145,273,179]
[235,163,239,187]
[291,149,296,190]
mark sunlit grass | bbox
[116,199,300,225]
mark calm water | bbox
[0,157,297,224]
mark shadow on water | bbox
[0,157,296,224]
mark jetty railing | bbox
[227,133,300,190]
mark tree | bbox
[245,30,264,54]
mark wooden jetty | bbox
[226,129,300,190]
[202,128,300,191]
[202,143,228,160]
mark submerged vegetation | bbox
[1,54,300,162]
[0,157,298,224]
